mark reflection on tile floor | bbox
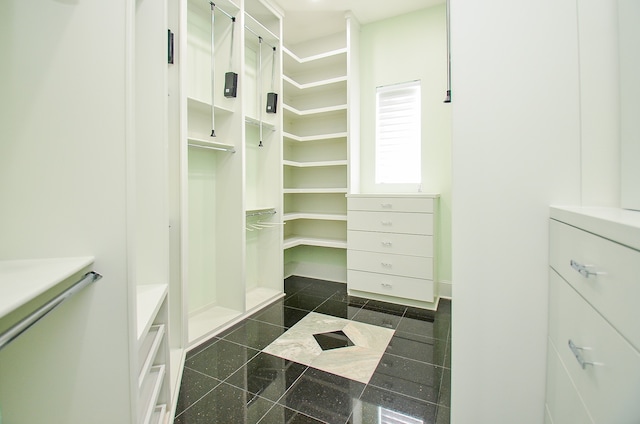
[174,276,451,424]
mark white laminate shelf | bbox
[188,136,236,153]
[283,103,347,117]
[283,236,347,249]
[283,46,347,65]
[283,188,348,194]
[187,96,234,116]
[139,364,165,424]
[283,131,347,143]
[283,159,347,168]
[245,116,276,132]
[138,324,165,389]
[283,212,347,222]
[282,75,348,91]
[0,256,95,320]
[136,284,168,342]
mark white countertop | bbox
[550,206,640,251]
[0,256,95,319]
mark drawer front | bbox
[545,341,594,424]
[550,219,640,350]
[347,211,433,235]
[347,250,433,279]
[548,269,640,423]
[348,197,434,213]
[348,270,434,302]
[348,230,433,257]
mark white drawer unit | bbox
[546,207,640,424]
[346,194,438,308]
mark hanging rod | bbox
[244,26,276,51]
[189,143,236,153]
[246,209,277,217]
[0,271,103,352]
[210,2,235,21]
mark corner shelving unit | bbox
[282,29,352,283]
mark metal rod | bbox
[210,2,217,137]
[270,46,276,92]
[212,2,235,21]
[189,143,236,153]
[258,36,263,147]
[444,0,452,103]
[228,17,236,71]
[0,271,103,352]
[244,25,276,50]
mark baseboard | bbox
[438,280,452,299]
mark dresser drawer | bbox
[348,231,433,257]
[548,269,640,423]
[348,270,434,302]
[347,211,433,235]
[347,250,433,280]
[545,341,594,424]
[347,196,434,213]
[549,219,640,350]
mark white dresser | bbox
[546,207,640,424]
[346,194,438,308]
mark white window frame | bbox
[375,80,422,186]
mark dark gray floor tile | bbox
[363,299,407,315]
[174,382,274,424]
[355,385,438,424]
[283,276,314,298]
[257,404,325,424]
[278,367,365,424]
[438,368,451,407]
[251,303,310,328]
[396,313,449,341]
[385,331,447,366]
[352,308,402,330]
[313,298,361,319]
[226,352,308,402]
[368,353,445,405]
[283,292,328,311]
[186,336,221,359]
[436,405,451,424]
[223,320,287,350]
[174,368,222,416]
[298,279,346,298]
[185,339,259,380]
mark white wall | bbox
[359,5,452,283]
[450,0,583,422]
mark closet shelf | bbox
[283,46,347,64]
[283,188,348,194]
[187,96,234,116]
[283,131,347,143]
[188,137,236,153]
[283,75,347,91]
[136,284,168,342]
[283,212,347,222]
[283,236,347,250]
[138,364,165,424]
[283,103,347,117]
[245,116,276,131]
[283,159,347,168]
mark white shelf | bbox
[283,212,347,222]
[188,305,242,344]
[246,287,283,311]
[283,103,347,117]
[282,74,347,91]
[138,324,165,388]
[283,131,347,143]
[283,188,348,194]
[283,159,347,168]
[188,136,236,153]
[151,405,166,424]
[283,46,347,64]
[283,236,347,250]
[139,364,165,424]
[0,256,94,320]
[245,116,276,131]
[187,96,234,115]
[136,284,168,342]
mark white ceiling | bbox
[271,0,445,44]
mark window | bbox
[375,80,421,184]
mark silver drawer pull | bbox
[570,260,603,278]
[381,241,392,247]
[568,339,597,369]
[381,283,393,289]
[381,203,393,208]
[381,262,393,268]
[381,221,393,226]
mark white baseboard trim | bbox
[439,280,452,299]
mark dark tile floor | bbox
[174,276,452,424]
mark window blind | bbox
[375,80,421,184]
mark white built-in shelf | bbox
[189,306,242,345]
[136,284,168,342]
[187,96,234,116]
[139,364,165,424]
[283,212,347,222]
[283,235,347,250]
[151,405,166,424]
[138,324,165,388]
[283,103,347,117]
[191,0,240,15]
[283,46,347,64]
[0,256,95,320]
[283,159,347,168]
[283,188,348,194]
[246,287,283,312]
[282,75,347,91]
[188,136,236,153]
[245,116,276,132]
[283,131,347,143]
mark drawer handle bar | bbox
[381,283,393,289]
[381,262,392,268]
[381,221,393,226]
[570,260,602,278]
[381,241,392,247]
[568,339,596,369]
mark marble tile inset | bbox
[263,312,394,384]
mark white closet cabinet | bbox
[546,207,640,424]
[282,17,359,283]
[179,0,283,347]
[346,194,439,309]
